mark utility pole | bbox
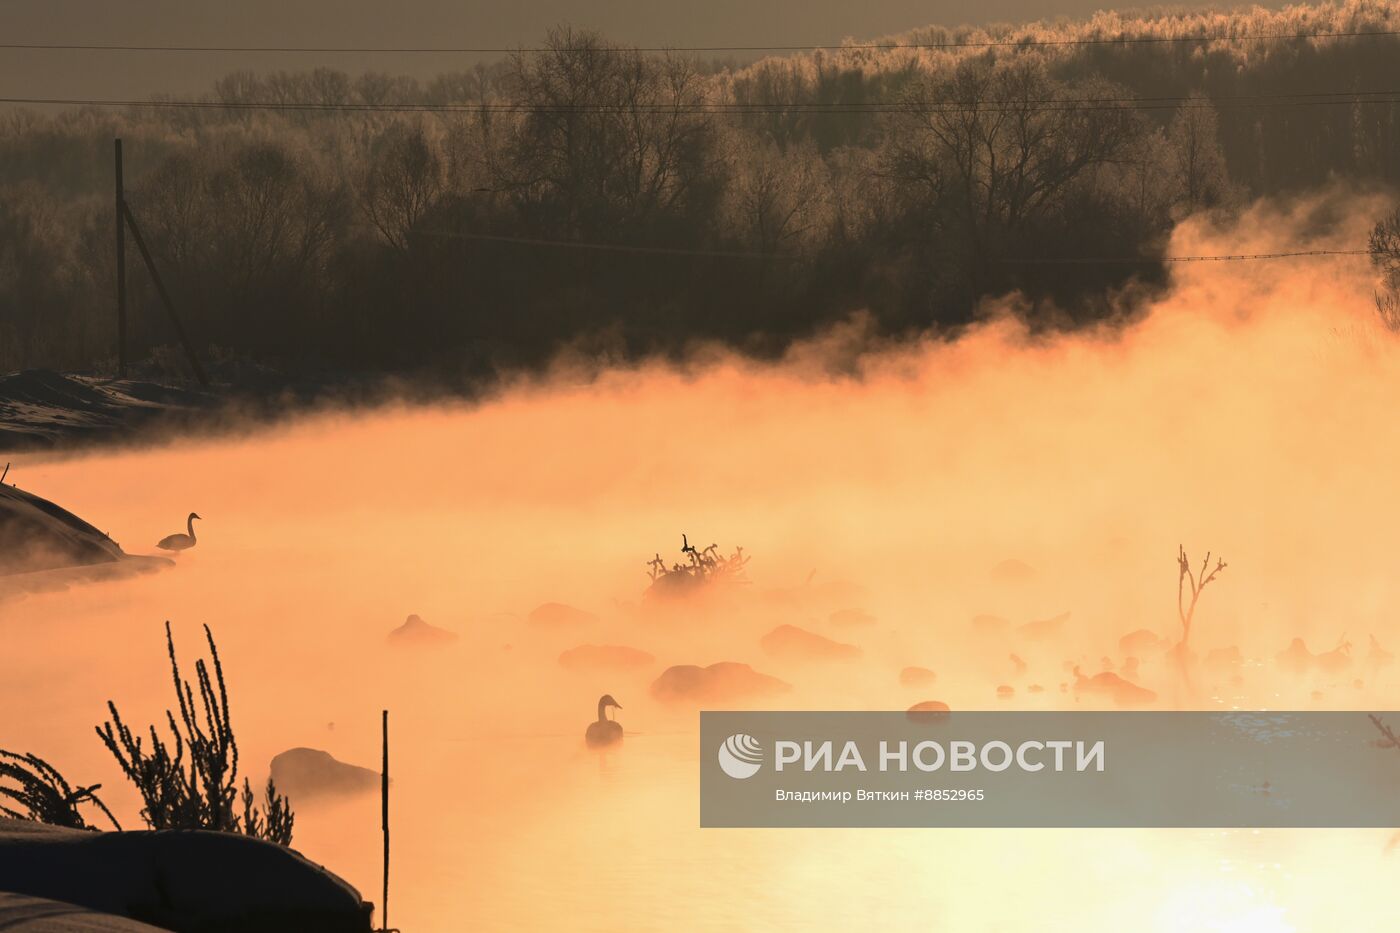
[115,138,127,378]
[112,137,209,387]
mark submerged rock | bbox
[386,614,457,647]
[1118,629,1163,656]
[1072,668,1157,707]
[558,644,655,671]
[827,608,876,627]
[0,817,371,932]
[650,662,790,704]
[270,748,379,801]
[1017,611,1069,640]
[527,602,598,626]
[899,666,937,686]
[760,624,862,661]
[971,614,1010,635]
[990,559,1036,583]
[1204,645,1242,670]
[905,700,951,724]
[1276,638,1313,674]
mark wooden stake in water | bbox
[382,709,390,932]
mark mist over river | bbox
[4,196,1400,930]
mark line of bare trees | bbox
[0,15,1397,379]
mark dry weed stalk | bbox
[0,749,120,830]
[96,621,294,845]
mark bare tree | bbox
[721,130,829,257]
[881,58,1143,292]
[1166,94,1235,214]
[1371,207,1400,330]
[136,140,348,352]
[495,27,720,240]
[358,121,445,251]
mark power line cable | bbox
[1003,249,1372,264]
[5,91,1400,115]
[3,29,1400,54]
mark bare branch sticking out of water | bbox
[1177,545,1227,648]
[645,534,751,594]
[1370,714,1400,753]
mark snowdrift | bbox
[0,818,372,932]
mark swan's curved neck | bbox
[597,699,610,723]
[187,515,197,538]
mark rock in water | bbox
[1276,638,1313,674]
[270,748,380,801]
[558,644,655,671]
[386,614,457,646]
[971,614,1010,635]
[905,700,951,724]
[650,662,791,704]
[1118,629,1163,656]
[990,559,1036,583]
[760,625,862,661]
[827,608,876,627]
[527,602,598,626]
[0,818,371,932]
[1017,611,1070,640]
[1072,669,1157,707]
[899,666,937,686]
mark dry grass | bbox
[96,621,294,845]
[0,749,120,830]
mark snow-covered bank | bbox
[0,372,217,452]
[0,818,372,932]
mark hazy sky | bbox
[0,0,1242,99]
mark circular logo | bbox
[718,733,763,779]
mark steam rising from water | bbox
[3,192,1399,929]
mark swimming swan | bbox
[585,694,623,747]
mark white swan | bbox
[157,512,201,551]
[585,694,623,747]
